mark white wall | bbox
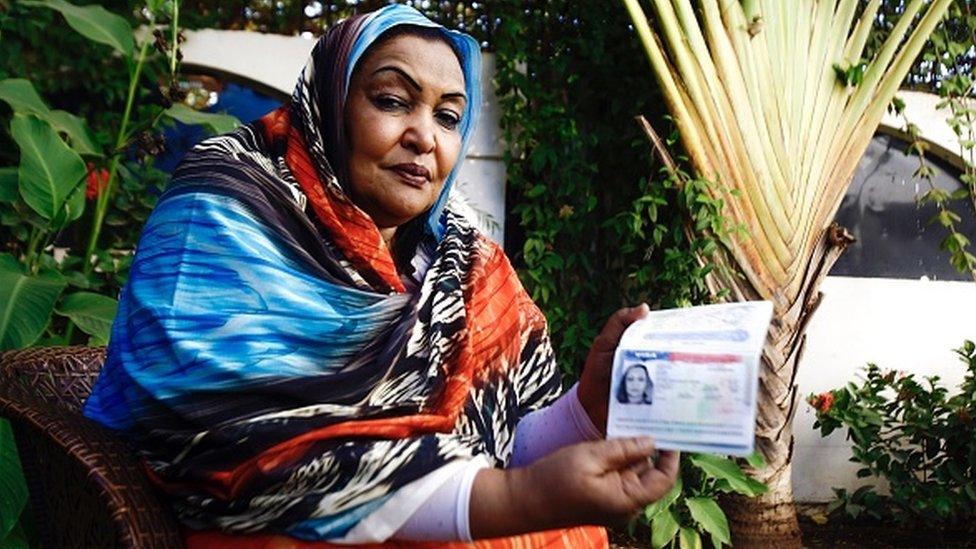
[793,276,976,501]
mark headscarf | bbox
[83,4,562,541]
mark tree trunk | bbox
[716,224,855,548]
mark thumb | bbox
[592,437,656,471]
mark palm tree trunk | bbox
[719,224,855,547]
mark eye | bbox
[371,94,408,112]
[435,110,461,131]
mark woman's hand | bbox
[469,437,679,537]
[577,304,650,433]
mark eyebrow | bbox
[371,65,467,102]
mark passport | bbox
[606,301,773,456]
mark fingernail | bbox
[638,436,655,449]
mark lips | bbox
[388,163,431,188]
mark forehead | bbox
[356,34,465,90]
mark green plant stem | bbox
[82,33,152,277]
[24,225,43,274]
[170,0,180,75]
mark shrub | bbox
[810,341,976,528]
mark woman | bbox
[617,364,654,405]
[83,5,677,547]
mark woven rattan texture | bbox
[0,347,183,548]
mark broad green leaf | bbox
[0,168,17,203]
[690,453,768,496]
[10,114,86,221]
[46,110,101,157]
[678,526,702,549]
[0,420,27,541]
[0,79,100,156]
[644,474,682,521]
[0,519,29,549]
[0,78,49,115]
[686,497,731,546]
[164,103,240,135]
[55,291,118,341]
[0,254,66,351]
[651,508,680,549]
[19,0,133,58]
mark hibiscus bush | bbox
[809,340,976,528]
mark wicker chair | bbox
[0,346,183,548]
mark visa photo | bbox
[607,348,758,456]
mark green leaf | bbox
[690,453,768,496]
[0,519,30,549]
[0,80,101,156]
[55,291,118,341]
[745,450,766,468]
[0,255,66,350]
[0,420,28,542]
[645,474,682,521]
[46,110,101,156]
[0,168,18,203]
[678,526,702,549]
[651,508,680,549]
[686,497,731,546]
[0,78,50,115]
[10,114,86,221]
[19,0,133,58]
[164,104,240,135]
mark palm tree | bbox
[622,0,953,545]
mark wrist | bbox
[469,467,551,538]
[576,382,606,434]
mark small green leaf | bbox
[686,497,731,546]
[651,508,680,549]
[55,291,118,341]
[0,254,66,351]
[678,526,702,549]
[745,450,766,468]
[164,104,240,135]
[20,0,133,58]
[644,474,682,521]
[10,114,86,221]
[690,453,768,496]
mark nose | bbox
[400,111,436,155]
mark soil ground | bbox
[609,504,976,548]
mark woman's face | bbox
[344,34,466,232]
[625,367,649,402]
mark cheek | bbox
[349,110,401,165]
[436,134,462,184]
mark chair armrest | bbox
[0,377,184,548]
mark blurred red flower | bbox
[807,391,835,414]
[86,162,110,200]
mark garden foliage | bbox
[810,341,976,528]
[0,0,237,350]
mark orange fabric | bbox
[185,526,608,549]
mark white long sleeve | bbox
[388,383,602,541]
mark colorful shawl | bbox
[83,4,576,542]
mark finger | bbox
[637,451,681,491]
[592,437,656,471]
[589,304,651,355]
[655,450,680,478]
